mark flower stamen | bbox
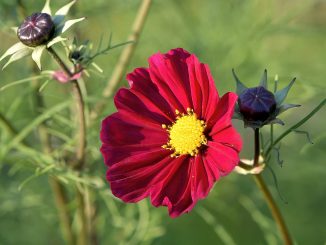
[162,108,207,157]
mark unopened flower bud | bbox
[17,13,55,47]
[238,86,276,122]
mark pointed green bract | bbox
[0,42,28,62]
[259,69,268,89]
[42,0,52,15]
[2,48,31,70]
[274,77,296,106]
[53,0,76,23]
[269,118,285,125]
[56,17,85,35]
[278,104,301,115]
[232,69,247,95]
[47,36,67,48]
[32,45,46,70]
[11,27,18,33]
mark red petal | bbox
[208,92,238,133]
[126,68,175,121]
[150,156,196,217]
[205,141,240,176]
[211,126,243,153]
[186,55,220,119]
[148,49,192,112]
[115,88,172,125]
[107,150,173,202]
[100,113,168,166]
[191,156,215,200]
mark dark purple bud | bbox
[238,86,276,122]
[69,50,82,62]
[17,13,55,47]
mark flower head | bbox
[17,13,55,47]
[238,86,276,122]
[100,48,242,217]
[0,0,85,70]
[233,69,300,128]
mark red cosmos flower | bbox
[100,48,242,217]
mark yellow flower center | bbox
[162,108,207,157]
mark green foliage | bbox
[0,0,325,244]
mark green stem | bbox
[76,187,88,245]
[0,112,75,245]
[47,47,73,77]
[252,126,292,244]
[46,47,89,244]
[71,79,86,170]
[253,174,293,245]
[265,98,326,158]
[253,128,260,167]
[0,113,18,135]
[46,46,86,169]
[90,0,153,120]
[49,177,75,245]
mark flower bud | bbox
[17,13,55,47]
[69,50,83,62]
[238,86,276,122]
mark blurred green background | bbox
[0,0,325,244]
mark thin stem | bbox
[252,126,292,244]
[253,128,260,167]
[32,75,75,245]
[76,187,88,245]
[265,98,326,158]
[46,46,89,244]
[0,113,18,135]
[90,0,153,119]
[253,174,293,245]
[71,80,86,169]
[270,125,274,148]
[47,47,73,76]
[46,46,86,169]
[0,111,75,245]
[50,177,75,245]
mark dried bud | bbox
[238,86,276,122]
[17,13,55,47]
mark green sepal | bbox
[274,77,296,106]
[0,42,28,62]
[53,0,77,25]
[47,36,67,48]
[259,69,268,89]
[278,103,301,115]
[55,17,85,35]
[32,45,46,70]
[268,118,285,126]
[2,48,31,70]
[232,68,247,95]
[41,0,52,15]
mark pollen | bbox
[162,108,207,157]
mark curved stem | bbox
[253,174,293,245]
[35,86,75,245]
[252,127,292,244]
[71,79,86,169]
[91,0,153,119]
[47,47,88,244]
[47,47,73,77]
[265,98,326,158]
[47,46,86,169]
